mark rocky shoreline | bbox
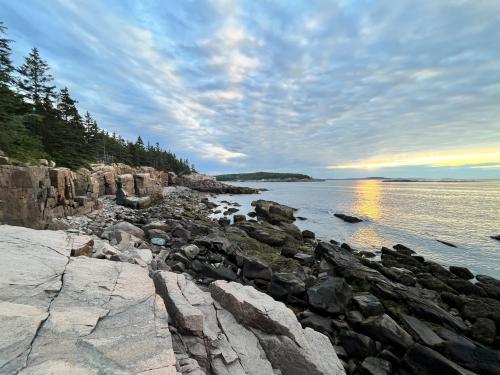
[1,174,500,374]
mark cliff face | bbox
[0,159,167,229]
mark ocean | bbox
[210,179,500,278]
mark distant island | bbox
[216,171,320,182]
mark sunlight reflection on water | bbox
[210,180,500,277]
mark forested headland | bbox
[0,21,193,174]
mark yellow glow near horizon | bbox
[354,180,382,220]
[329,150,500,169]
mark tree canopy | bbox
[0,21,193,174]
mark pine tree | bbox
[0,21,14,86]
[56,87,80,122]
[17,47,55,107]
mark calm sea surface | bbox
[210,180,500,278]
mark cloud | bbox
[197,144,247,164]
[2,0,500,177]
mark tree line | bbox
[0,21,194,174]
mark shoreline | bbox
[57,186,500,373]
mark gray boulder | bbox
[360,314,414,350]
[307,276,353,314]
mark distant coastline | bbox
[216,171,323,182]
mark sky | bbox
[2,0,500,178]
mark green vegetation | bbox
[0,21,193,174]
[216,171,312,181]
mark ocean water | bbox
[210,180,500,278]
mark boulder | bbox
[302,230,316,239]
[293,252,314,265]
[393,243,415,255]
[307,276,353,314]
[153,272,205,336]
[450,266,474,280]
[233,214,246,223]
[399,314,444,347]
[267,273,306,300]
[334,213,362,223]
[300,313,334,336]
[103,221,145,239]
[252,199,296,224]
[360,357,392,375]
[210,280,346,375]
[338,330,377,358]
[403,344,476,375]
[68,234,94,257]
[181,244,201,259]
[437,326,500,374]
[470,317,496,345]
[353,294,384,317]
[243,257,272,280]
[359,314,414,350]
[117,173,135,195]
[200,263,238,281]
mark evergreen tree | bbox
[56,87,80,123]
[0,21,14,86]
[17,47,55,107]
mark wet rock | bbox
[281,246,299,258]
[300,313,334,336]
[470,318,496,345]
[359,314,414,350]
[462,297,500,324]
[218,217,230,226]
[417,273,456,293]
[450,266,474,280]
[338,330,377,358]
[360,357,392,375]
[252,199,296,224]
[476,274,500,287]
[200,262,238,281]
[307,276,353,314]
[172,226,191,240]
[293,252,314,265]
[393,244,415,255]
[477,282,500,299]
[444,278,486,296]
[353,294,384,317]
[267,273,306,300]
[437,239,457,248]
[403,344,473,375]
[399,314,444,347]
[302,230,316,239]
[435,327,500,375]
[334,213,363,223]
[233,214,246,223]
[243,257,272,280]
[491,235,500,241]
[346,310,365,325]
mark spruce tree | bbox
[56,87,80,122]
[0,21,14,86]
[17,47,55,107]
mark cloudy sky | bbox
[2,0,500,178]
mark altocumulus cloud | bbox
[2,0,500,178]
